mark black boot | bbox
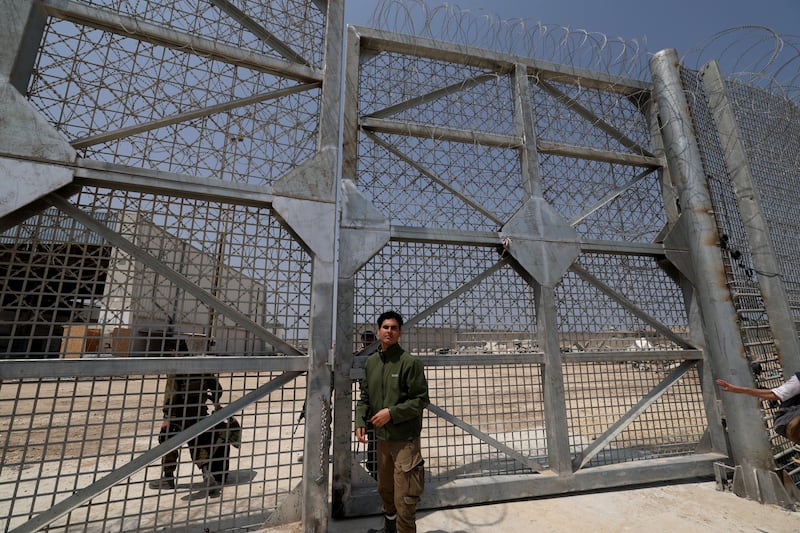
[202,466,221,497]
[367,514,396,533]
[148,474,175,490]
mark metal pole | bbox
[298,1,345,530]
[649,49,788,505]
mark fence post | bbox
[649,48,795,506]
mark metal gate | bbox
[331,24,725,517]
[1,0,341,531]
[2,1,800,532]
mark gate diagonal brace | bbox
[572,360,698,470]
[426,403,546,473]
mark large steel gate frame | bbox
[330,26,800,517]
[1,1,800,532]
[331,25,707,515]
[1,0,344,531]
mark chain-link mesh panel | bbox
[1,189,311,358]
[563,362,706,463]
[681,66,800,479]
[31,18,321,186]
[0,371,305,533]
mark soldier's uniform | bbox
[154,373,229,495]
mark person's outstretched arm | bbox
[716,378,779,401]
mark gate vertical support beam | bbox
[701,61,800,373]
[513,63,572,474]
[297,1,345,531]
[649,49,784,504]
[332,184,390,517]
[331,24,394,519]
[331,24,361,520]
[535,283,574,475]
[332,272,358,519]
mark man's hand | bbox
[715,378,779,401]
[716,379,736,392]
[355,426,368,444]
[160,419,168,431]
[370,408,392,428]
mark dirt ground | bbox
[263,480,800,533]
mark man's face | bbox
[378,318,401,349]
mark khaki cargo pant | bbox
[376,438,424,533]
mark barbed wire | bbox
[681,26,799,103]
[369,0,799,104]
[369,0,650,80]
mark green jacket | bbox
[355,343,429,441]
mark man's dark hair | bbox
[377,310,403,329]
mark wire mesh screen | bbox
[33,13,321,184]
[424,362,546,477]
[530,80,651,154]
[353,243,538,355]
[351,361,546,486]
[681,66,800,479]
[1,189,312,358]
[718,77,800,324]
[358,134,522,231]
[73,0,326,65]
[563,362,706,464]
[557,254,689,353]
[0,371,306,533]
[358,51,516,135]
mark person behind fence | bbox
[716,373,800,445]
[358,329,379,480]
[355,311,429,533]
[149,339,230,497]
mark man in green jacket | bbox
[356,311,429,533]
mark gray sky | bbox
[344,0,799,56]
